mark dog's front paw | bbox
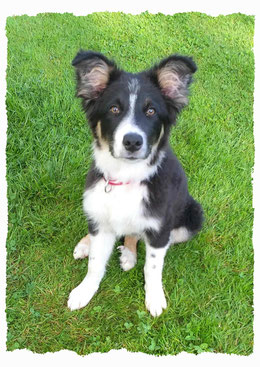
[67,283,97,311]
[73,240,90,260]
[118,246,137,271]
[145,286,167,317]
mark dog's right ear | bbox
[72,50,118,100]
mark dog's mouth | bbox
[127,156,139,160]
[122,156,143,163]
[112,149,150,161]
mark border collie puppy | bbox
[68,50,204,316]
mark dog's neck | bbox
[93,142,165,184]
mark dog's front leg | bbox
[144,236,170,317]
[68,232,115,311]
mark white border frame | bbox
[0,1,258,366]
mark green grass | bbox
[5,12,254,355]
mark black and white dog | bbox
[68,50,203,316]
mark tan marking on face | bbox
[96,121,102,140]
[96,121,109,149]
[158,124,164,144]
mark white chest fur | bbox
[83,179,161,237]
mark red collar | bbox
[103,177,130,192]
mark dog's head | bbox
[72,50,197,161]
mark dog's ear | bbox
[72,50,118,100]
[148,54,197,115]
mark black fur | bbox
[143,146,203,248]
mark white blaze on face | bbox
[113,79,147,159]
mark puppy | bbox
[68,51,203,316]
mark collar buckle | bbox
[104,178,113,193]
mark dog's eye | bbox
[146,107,156,117]
[110,106,120,114]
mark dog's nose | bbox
[123,133,143,152]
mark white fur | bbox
[118,245,137,271]
[73,240,90,259]
[144,242,170,317]
[128,78,140,94]
[93,142,164,184]
[113,92,147,159]
[171,226,191,244]
[69,177,163,312]
[83,179,161,237]
[68,232,115,311]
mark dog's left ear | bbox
[148,54,197,115]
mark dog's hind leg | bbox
[118,236,138,271]
[73,234,91,259]
[170,227,192,244]
[171,196,204,245]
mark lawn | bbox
[5,12,255,355]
